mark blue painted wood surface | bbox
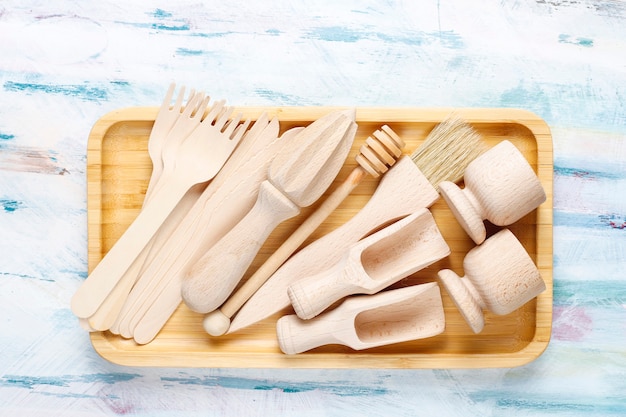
[1,1,625,415]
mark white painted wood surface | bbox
[1,1,626,415]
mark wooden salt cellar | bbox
[438,228,546,334]
[438,140,546,244]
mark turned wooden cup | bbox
[438,140,546,244]
[438,228,545,334]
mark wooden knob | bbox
[355,125,405,177]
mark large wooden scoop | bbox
[277,282,445,354]
[181,109,358,314]
[287,208,449,319]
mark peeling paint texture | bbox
[1,1,626,416]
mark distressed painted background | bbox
[1,0,626,415]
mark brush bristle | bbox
[410,116,486,189]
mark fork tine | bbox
[193,94,211,119]
[160,83,176,112]
[202,100,226,124]
[180,92,204,119]
[222,113,243,137]
[173,85,186,111]
[214,106,235,130]
[230,118,252,142]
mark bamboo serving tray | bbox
[88,107,553,368]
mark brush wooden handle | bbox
[182,180,300,313]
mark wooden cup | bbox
[437,228,545,333]
[438,140,546,244]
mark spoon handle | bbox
[182,180,300,313]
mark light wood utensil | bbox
[78,84,197,332]
[145,83,195,200]
[116,120,294,343]
[287,208,449,319]
[439,140,546,244]
[202,125,405,336]
[229,117,485,334]
[87,89,211,331]
[277,282,445,354]
[438,228,546,334]
[181,109,358,314]
[71,102,251,319]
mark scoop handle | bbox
[288,265,362,320]
[181,180,300,313]
[276,314,342,355]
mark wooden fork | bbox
[71,102,251,319]
[145,83,195,202]
[86,89,210,331]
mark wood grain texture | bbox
[2,1,626,415]
[87,106,553,368]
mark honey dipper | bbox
[228,116,487,335]
[202,125,406,336]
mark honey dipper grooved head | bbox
[356,125,405,177]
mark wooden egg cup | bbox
[438,228,546,334]
[438,140,546,244]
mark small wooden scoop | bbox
[181,109,358,314]
[277,282,445,355]
[287,208,450,319]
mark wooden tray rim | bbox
[87,106,553,369]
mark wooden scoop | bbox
[287,208,449,319]
[277,282,445,354]
[181,109,358,314]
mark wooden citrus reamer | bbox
[202,125,406,336]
